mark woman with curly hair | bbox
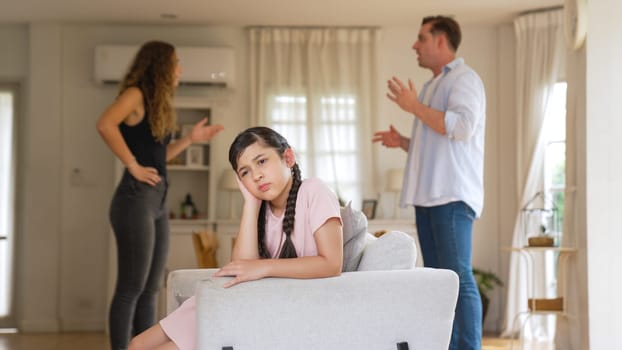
[96,40,224,350]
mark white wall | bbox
[0,25,28,80]
[584,0,622,347]
[7,21,513,333]
[20,23,64,331]
[374,26,420,220]
[495,23,519,334]
[557,0,622,347]
[461,24,505,332]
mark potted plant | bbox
[472,268,503,324]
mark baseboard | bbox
[18,318,104,332]
[60,318,105,331]
[18,319,60,332]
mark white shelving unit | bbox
[505,203,578,348]
[506,246,576,349]
[167,97,214,223]
[159,97,217,317]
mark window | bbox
[267,94,361,206]
[0,88,16,319]
[542,82,567,235]
[249,27,378,210]
[528,81,566,340]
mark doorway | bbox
[0,83,18,328]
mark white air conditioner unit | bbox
[94,45,234,87]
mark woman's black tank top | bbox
[120,113,171,178]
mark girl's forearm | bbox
[231,202,262,260]
[262,256,342,279]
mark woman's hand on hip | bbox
[127,162,161,186]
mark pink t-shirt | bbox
[159,177,341,350]
[264,177,342,258]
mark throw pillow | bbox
[357,231,417,271]
[340,202,368,272]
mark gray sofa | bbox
[165,205,459,349]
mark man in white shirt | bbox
[373,15,486,350]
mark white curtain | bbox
[248,27,379,206]
[501,9,564,338]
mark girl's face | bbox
[235,142,294,205]
[172,51,181,86]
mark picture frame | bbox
[186,145,204,167]
[361,199,378,220]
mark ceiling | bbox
[0,0,563,26]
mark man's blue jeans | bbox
[415,201,482,350]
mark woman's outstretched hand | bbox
[190,117,224,143]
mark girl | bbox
[96,40,224,350]
[128,126,343,350]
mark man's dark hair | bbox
[422,16,462,52]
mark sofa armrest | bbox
[195,269,458,350]
[166,268,218,314]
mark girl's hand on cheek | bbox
[237,176,262,209]
[213,259,269,288]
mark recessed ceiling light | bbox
[161,13,178,20]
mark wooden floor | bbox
[0,331,109,350]
[0,331,552,350]
[482,336,553,350]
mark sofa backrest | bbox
[194,269,458,350]
[341,203,417,272]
